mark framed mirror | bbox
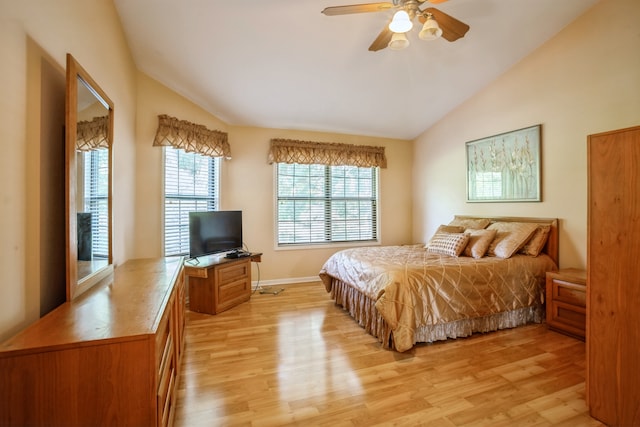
[65,54,113,300]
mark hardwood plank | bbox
[175,282,603,426]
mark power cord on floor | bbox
[259,286,285,295]
[245,244,284,296]
[251,262,261,294]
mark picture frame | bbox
[466,124,541,202]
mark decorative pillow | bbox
[425,224,465,247]
[448,216,491,230]
[519,225,551,256]
[436,224,466,234]
[462,228,498,259]
[486,222,538,259]
[426,232,470,257]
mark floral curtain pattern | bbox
[268,138,387,168]
[153,114,231,159]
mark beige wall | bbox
[134,72,414,282]
[0,0,138,341]
[0,0,411,340]
[133,72,230,258]
[4,0,629,341]
[413,0,640,269]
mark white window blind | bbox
[164,147,220,256]
[83,148,109,258]
[276,163,378,245]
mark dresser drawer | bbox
[157,334,176,427]
[155,300,173,375]
[173,270,186,365]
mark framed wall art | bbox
[466,124,541,202]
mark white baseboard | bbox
[253,276,320,287]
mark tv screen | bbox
[189,210,243,258]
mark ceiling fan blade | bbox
[422,7,470,42]
[321,2,394,16]
[368,21,393,51]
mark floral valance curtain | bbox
[76,115,110,151]
[153,114,231,159]
[268,138,387,168]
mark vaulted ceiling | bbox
[113,0,598,140]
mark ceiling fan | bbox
[321,0,470,51]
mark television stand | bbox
[184,252,261,315]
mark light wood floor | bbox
[174,282,604,427]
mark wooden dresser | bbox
[0,257,185,427]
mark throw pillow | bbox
[425,224,465,247]
[486,222,538,259]
[427,232,470,257]
[463,228,498,259]
[519,224,551,256]
[448,216,491,230]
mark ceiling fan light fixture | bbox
[389,10,413,33]
[419,14,443,40]
[388,32,410,50]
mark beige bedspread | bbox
[319,244,557,352]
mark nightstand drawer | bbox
[548,300,586,334]
[551,279,586,307]
[545,268,587,340]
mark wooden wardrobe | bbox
[587,125,640,426]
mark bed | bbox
[319,216,559,352]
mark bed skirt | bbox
[329,278,544,351]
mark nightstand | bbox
[546,268,587,340]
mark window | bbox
[164,147,220,256]
[276,163,378,246]
[82,148,109,258]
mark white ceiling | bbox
[113,0,598,140]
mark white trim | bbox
[253,276,320,287]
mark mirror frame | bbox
[65,54,114,300]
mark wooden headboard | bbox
[453,215,559,266]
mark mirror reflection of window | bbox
[81,148,109,260]
[73,80,110,281]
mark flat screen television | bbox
[189,210,243,258]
